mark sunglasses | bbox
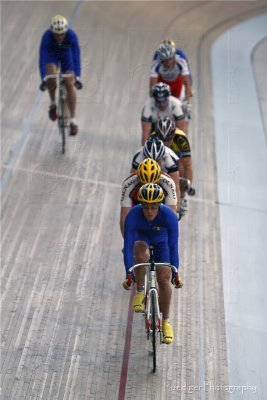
[155,98,168,105]
[142,204,160,210]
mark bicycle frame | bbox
[45,67,73,154]
[129,246,177,373]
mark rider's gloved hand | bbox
[39,80,46,91]
[122,273,134,290]
[171,273,183,288]
[188,186,196,196]
[182,101,192,120]
[75,77,83,90]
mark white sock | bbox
[70,118,77,125]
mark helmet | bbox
[155,117,175,141]
[138,183,165,203]
[143,137,165,161]
[151,82,170,101]
[137,158,161,184]
[51,15,68,34]
[162,39,176,49]
[157,42,175,60]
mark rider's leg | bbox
[45,64,57,103]
[156,267,172,319]
[64,74,76,118]
[133,241,149,289]
[131,241,149,312]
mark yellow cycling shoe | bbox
[132,290,145,312]
[162,320,174,344]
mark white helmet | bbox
[157,42,175,61]
[51,15,68,34]
[143,137,165,161]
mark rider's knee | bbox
[133,241,149,263]
[157,269,171,288]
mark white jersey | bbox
[150,54,190,81]
[120,173,177,207]
[141,96,184,124]
[132,146,179,175]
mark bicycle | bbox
[45,67,73,154]
[128,245,179,373]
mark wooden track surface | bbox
[1,2,267,399]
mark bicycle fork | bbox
[145,288,161,333]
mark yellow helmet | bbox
[51,15,68,34]
[137,158,161,184]
[138,183,165,203]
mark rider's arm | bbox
[163,151,181,209]
[141,102,153,145]
[149,62,159,93]
[168,171,181,210]
[166,209,179,269]
[181,156,193,183]
[70,30,81,78]
[120,207,131,237]
[171,97,187,134]
[179,135,193,182]
[159,174,178,212]
[131,149,143,170]
[123,211,138,274]
[141,122,152,145]
[39,30,50,80]
[182,75,192,102]
[120,174,139,236]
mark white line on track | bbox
[2,164,121,189]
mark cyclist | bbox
[131,137,181,207]
[120,158,178,236]
[122,183,183,344]
[150,41,192,132]
[141,82,185,145]
[153,116,195,217]
[152,39,192,86]
[39,15,82,136]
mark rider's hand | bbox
[122,274,134,290]
[183,101,192,119]
[188,186,196,196]
[75,78,83,90]
[171,273,183,288]
[183,179,195,196]
[39,80,46,91]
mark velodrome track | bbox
[1,2,267,399]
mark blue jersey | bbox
[39,29,81,79]
[124,204,179,274]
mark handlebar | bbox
[129,263,178,275]
[44,73,74,81]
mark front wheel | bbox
[151,292,157,373]
[58,94,66,154]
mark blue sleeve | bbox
[176,48,188,62]
[39,31,49,80]
[70,30,81,78]
[166,209,179,269]
[152,51,158,61]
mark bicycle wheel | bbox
[151,291,157,373]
